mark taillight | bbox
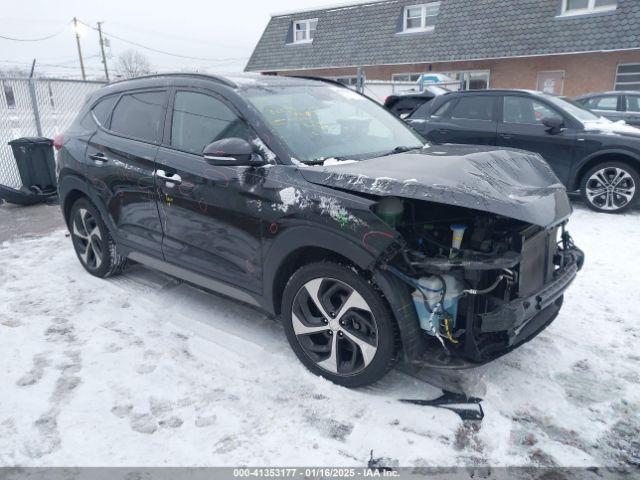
[53,134,64,151]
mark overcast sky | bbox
[0,0,338,79]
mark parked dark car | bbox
[56,74,583,387]
[407,89,640,213]
[384,85,449,119]
[574,91,640,127]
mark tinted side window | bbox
[503,96,557,125]
[110,91,166,143]
[626,95,640,113]
[91,95,118,127]
[451,96,495,121]
[170,91,250,154]
[430,99,455,117]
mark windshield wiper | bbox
[378,146,422,157]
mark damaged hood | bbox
[299,144,572,227]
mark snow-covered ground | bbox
[0,205,638,469]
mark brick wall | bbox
[274,49,640,97]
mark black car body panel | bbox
[300,145,572,228]
[57,74,583,374]
[408,89,640,191]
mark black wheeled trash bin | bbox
[0,137,57,206]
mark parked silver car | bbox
[574,91,640,127]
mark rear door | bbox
[623,94,640,127]
[85,89,167,256]
[496,94,577,184]
[153,87,263,292]
[416,94,498,145]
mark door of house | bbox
[537,71,565,95]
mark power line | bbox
[0,22,70,42]
[77,19,248,63]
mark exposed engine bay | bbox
[372,197,585,365]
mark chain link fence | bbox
[0,77,105,188]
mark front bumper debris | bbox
[479,247,583,339]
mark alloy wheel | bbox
[72,208,103,270]
[585,167,636,211]
[291,277,378,376]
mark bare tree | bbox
[116,49,151,79]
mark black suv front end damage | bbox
[376,204,584,367]
[301,144,585,368]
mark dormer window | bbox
[293,19,318,43]
[403,2,440,32]
[561,0,617,16]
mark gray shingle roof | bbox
[245,0,640,72]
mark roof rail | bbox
[284,75,348,89]
[109,72,237,88]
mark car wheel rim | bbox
[72,208,103,270]
[291,277,378,376]
[586,167,636,211]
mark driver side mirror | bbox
[203,138,264,166]
[542,116,565,134]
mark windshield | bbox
[543,94,603,123]
[244,85,425,163]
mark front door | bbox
[497,95,577,184]
[154,88,263,292]
[85,90,167,255]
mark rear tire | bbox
[580,162,638,213]
[281,262,398,387]
[69,197,127,278]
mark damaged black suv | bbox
[57,73,584,387]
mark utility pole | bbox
[73,17,86,80]
[97,22,110,82]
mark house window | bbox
[442,70,490,90]
[293,19,318,43]
[402,2,440,32]
[615,64,640,91]
[561,0,617,16]
[392,73,422,82]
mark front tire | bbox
[281,262,398,387]
[69,197,127,278]
[580,162,638,213]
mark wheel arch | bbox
[572,150,640,191]
[264,226,427,360]
[264,226,379,316]
[58,175,116,236]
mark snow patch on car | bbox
[318,196,365,228]
[322,158,358,166]
[252,138,277,164]
[274,187,311,213]
[371,177,397,192]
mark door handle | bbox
[89,152,108,164]
[499,133,513,140]
[155,169,182,187]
